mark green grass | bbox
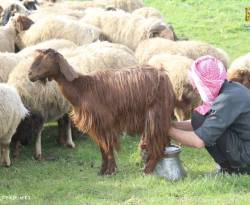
[1,0,250,204]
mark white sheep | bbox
[7,41,137,159]
[148,53,200,121]
[64,41,137,70]
[81,9,175,50]
[15,16,106,49]
[0,83,28,166]
[228,52,250,88]
[0,39,76,84]
[0,52,22,82]
[132,7,163,20]
[0,20,16,52]
[0,0,30,25]
[135,38,230,68]
[53,0,144,12]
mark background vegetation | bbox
[0,0,250,204]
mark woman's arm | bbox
[172,120,193,131]
[168,127,205,148]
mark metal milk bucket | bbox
[154,145,186,181]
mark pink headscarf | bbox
[189,55,227,115]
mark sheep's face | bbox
[23,0,37,11]
[149,24,176,41]
[228,69,250,89]
[28,49,60,83]
[13,15,34,33]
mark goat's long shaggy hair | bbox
[70,65,175,160]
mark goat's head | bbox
[29,49,79,83]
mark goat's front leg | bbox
[99,146,108,175]
[144,157,158,174]
[1,143,11,167]
[103,146,117,175]
[57,114,75,148]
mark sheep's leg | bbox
[57,114,75,148]
[0,143,10,167]
[13,140,22,158]
[57,116,66,145]
[35,127,43,160]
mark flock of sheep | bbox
[0,0,249,174]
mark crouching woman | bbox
[168,55,250,175]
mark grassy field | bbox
[1,0,250,204]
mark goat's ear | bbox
[57,54,79,82]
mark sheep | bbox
[7,57,72,160]
[132,7,163,20]
[135,38,229,68]
[81,9,176,50]
[0,52,22,82]
[8,41,137,160]
[0,20,16,52]
[63,41,137,70]
[148,53,200,121]
[53,0,144,12]
[228,52,250,88]
[18,39,77,56]
[27,5,86,22]
[0,39,76,83]
[0,0,30,25]
[15,16,107,49]
[0,83,28,166]
[28,48,175,175]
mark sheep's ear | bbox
[14,15,34,32]
[149,22,167,37]
[57,54,79,82]
[0,6,3,16]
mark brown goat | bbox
[28,49,175,175]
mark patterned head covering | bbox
[189,55,227,115]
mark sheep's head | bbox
[12,15,34,33]
[228,69,250,89]
[23,0,38,11]
[29,49,79,83]
[148,22,176,41]
[0,4,29,26]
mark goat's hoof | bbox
[143,166,154,174]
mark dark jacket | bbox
[194,81,250,167]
